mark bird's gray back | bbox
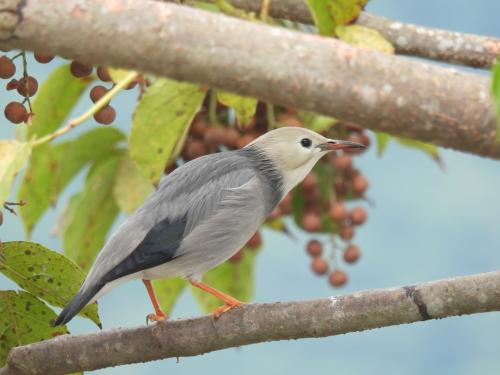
[82,148,284,289]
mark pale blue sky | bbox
[1,1,500,374]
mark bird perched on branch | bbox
[54,127,364,326]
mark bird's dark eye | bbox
[300,138,312,148]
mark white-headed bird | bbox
[54,127,364,326]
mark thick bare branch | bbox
[0,0,498,158]
[1,271,500,374]
[218,0,500,68]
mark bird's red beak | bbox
[319,140,366,151]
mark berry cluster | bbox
[298,123,370,287]
[69,62,128,125]
[1,53,53,124]
[165,100,371,288]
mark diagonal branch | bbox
[0,0,499,158]
[1,270,500,374]
[210,0,500,69]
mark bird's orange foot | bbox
[146,311,168,325]
[212,300,243,319]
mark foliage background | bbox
[1,0,500,374]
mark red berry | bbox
[343,244,360,263]
[332,155,352,171]
[70,61,92,78]
[223,127,240,148]
[279,192,292,215]
[6,78,17,90]
[4,102,28,124]
[306,239,323,257]
[183,139,208,160]
[190,116,209,138]
[236,133,256,149]
[352,175,369,195]
[90,85,109,103]
[204,127,226,148]
[344,167,360,180]
[311,257,328,275]
[329,269,348,287]
[93,105,116,125]
[96,66,111,82]
[301,173,318,191]
[0,56,15,79]
[301,213,321,232]
[246,231,262,249]
[329,202,348,223]
[228,250,244,263]
[339,225,354,241]
[334,180,348,197]
[16,76,38,97]
[276,112,302,127]
[34,53,54,64]
[350,207,367,225]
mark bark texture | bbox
[221,0,500,68]
[1,271,500,374]
[0,0,498,158]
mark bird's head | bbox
[247,127,365,192]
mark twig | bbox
[31,71,138,147]
[1,270,500,374]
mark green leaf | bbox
[299,111,337,133]
[113,154,154,214]
[190,249,259,313]
[491,62,500,142]
[0,242,101,327]
[306,0,336,36]
[306,0,367,36]
[217,91,258,128]
[0,290,68,366]
[0,140,31,206]
[18,128,125,235]
[130,79,206,183]
[336,25,395,53]
[395,137,443,166]
[62,156,120,271]
[29,65,92,139]
[152,278,186,314]
[375,132,391,156]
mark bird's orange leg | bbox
[189,280,244,319]
[142,279,168,323]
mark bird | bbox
[54,126,364,326]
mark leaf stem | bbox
[32,71,138,147]
[21,51,34,115]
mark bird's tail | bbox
[53,283,104,328]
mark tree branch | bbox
[1,271,500,374]
[0,0,498,158]
[214,0,500,69]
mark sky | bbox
[1,1,500,374]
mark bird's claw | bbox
[212,301,243,320]
[145,311,168,325]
